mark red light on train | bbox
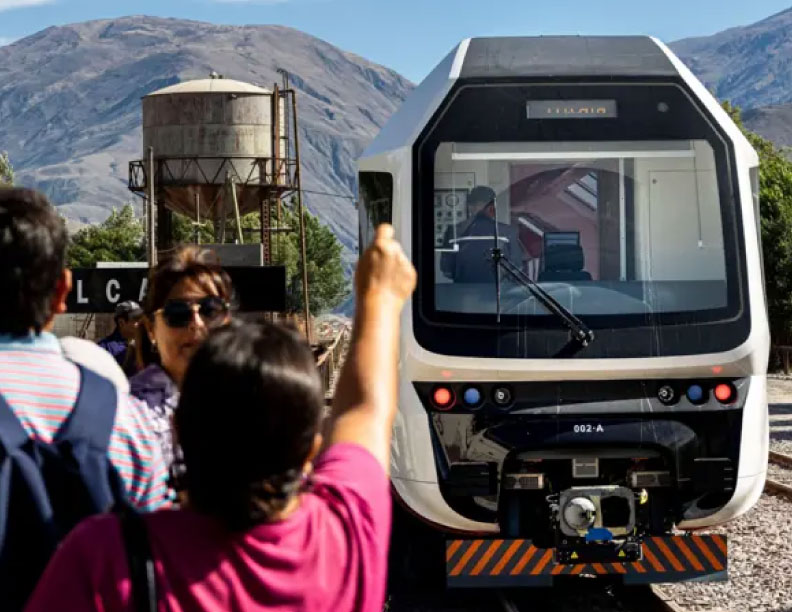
[432,386,455,410]
[714,383,735,404]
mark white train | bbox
[358,36,768,586]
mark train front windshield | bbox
[434,141,727,318]
[413,84,751,358]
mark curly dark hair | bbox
[0,189,68,336]
[176,321,324,531]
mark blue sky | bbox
[0,0,790,82]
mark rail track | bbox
[766,450,792,498]
[389,582,698,612]
[494,584,689,612]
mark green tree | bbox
[67,204,145,267]
[286,206,348,314]
[724,102,792,346]
[172,211,214,245]
[0,151,14,186]
[190,204,347,313]
[243,204,348,314]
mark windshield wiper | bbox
[490,243,594,347]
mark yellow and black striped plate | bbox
[446,535,727,587]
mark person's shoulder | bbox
[144,508,210,533]
[55,512,126,570]
[69,512,123,545]
[313,443,388,496]
[311,444,391,549]
[60,337,130,393]
[129,364,169,392]
[129,364,177,413]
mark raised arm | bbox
[326,224,416,474]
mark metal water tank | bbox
[142,76,286,219]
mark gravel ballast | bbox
[661,494,792,612]
[659,378,792,612]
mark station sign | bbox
[66,266,287,313]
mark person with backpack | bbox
[0,188,173,609]
[26,224,417,612]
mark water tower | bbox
[128,71,312,337]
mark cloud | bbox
[0,0,53,12]
[0,36,18,46]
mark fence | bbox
[51,313,115,341]
[315,324,351,402]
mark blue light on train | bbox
[686,384,705,403]
[463,387,482,407]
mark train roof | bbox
[360,36,758,166]
[457,36,676,79]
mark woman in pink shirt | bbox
[26,225,416,612]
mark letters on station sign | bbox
[66,267,287,313]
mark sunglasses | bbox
[155,296,230,328]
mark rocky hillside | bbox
[670,7,792,109]
[0,16,413,263]
[742,104,792,148]
[5,9,792,266]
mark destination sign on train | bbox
[526,99,618,119]
[66,266,287,314]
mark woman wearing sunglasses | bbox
[130,246,232,469]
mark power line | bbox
[130,184,355,201]
[301,188,356,200]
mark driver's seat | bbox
[538,244,592,282]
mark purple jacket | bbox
[129,364,179,470]
[97,328,127,364]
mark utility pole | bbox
[194,192,201,244]
[282,69,313,345]
[147,146,157,267]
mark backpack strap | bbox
[0,390,35,452]
[0,389,58,563]
[54,364,117,451]
[119,507,158,612]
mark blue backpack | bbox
[0,364,129,609]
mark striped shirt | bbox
[0,332,172,511]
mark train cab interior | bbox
[432,140,730,319]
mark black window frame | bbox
[358,171,393,249]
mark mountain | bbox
[4,9,792,265]
[0,16,413,264]
[743,104,792,148]
[670,7,792,109]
